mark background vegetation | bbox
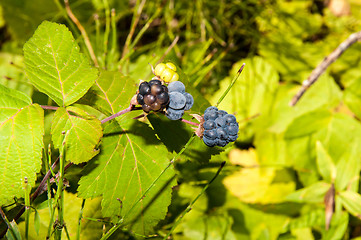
[1,0,361,239]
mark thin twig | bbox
[64,0,99,67]
[133,113,145,120]
[41,105,59,111]
[156,36,180,65]
[290,30,361,106]
[101,105,134,124]
[181,118,199,127]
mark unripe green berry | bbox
[154,63,166,76]
[161,68,175,82]
[170,72,179,82]
[166,62,177,71]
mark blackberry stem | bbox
[181,118,199,127]
[101,104,134,124]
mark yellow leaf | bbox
[229,148,258,167]
[225,149,295,204]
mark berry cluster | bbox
[166,81,194,120]
[154,62,179,83]
[136,80,169,113]
[202,106,239,147]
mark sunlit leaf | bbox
[24,21,98,107]
[51,106,102,164]
[81,70,137,116]
[0,84,44,206]
[338,191,361,219]
[224,151,295,204]
[343,77,361,119]
[284,110,332,139]
[316,141,336,183]
[285,181,330,203]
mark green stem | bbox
[24,177,30,240]
[94,14,103,68]
[215,63,245,107]
[106,8,117,70]
[54,132,68,239]
[64,224,71,240]
[163,161,226,239]
[129,7,162,51]
[100,135,197,240]
[76,199,86,240]
[103,0,111,66]
[120,0,146,61]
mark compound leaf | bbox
[51,106,102,164]
[0,84,44,206]
[24,21,98,107]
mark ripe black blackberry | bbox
[136,81,169,113]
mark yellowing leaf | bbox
[224,152,295,204]
[229,148,257,166]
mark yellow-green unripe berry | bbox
[161,68,175,82]
[166,62,177,71]
[154,63,166,76]
[170,72,179,82]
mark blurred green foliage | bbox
[2,0,361,239]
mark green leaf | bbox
[284,109,332,139]
[80,70,137,116]
[0,83,31,110]
[77,71,175,235]
[24,21,98,107]
[179,211,237,240]
[210,56,279,122]
[338,191,361,218]
[6,220,22,240]
[269,74,342,134]
[285,181,330,203]
[343,77,361,119]
[78,120,175,235]
[51,106,102,164]
[316,141,336,183]
[0,85,44,206]
[287,208,325,230]
[335,139,361,191]
[322,211,348,240]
